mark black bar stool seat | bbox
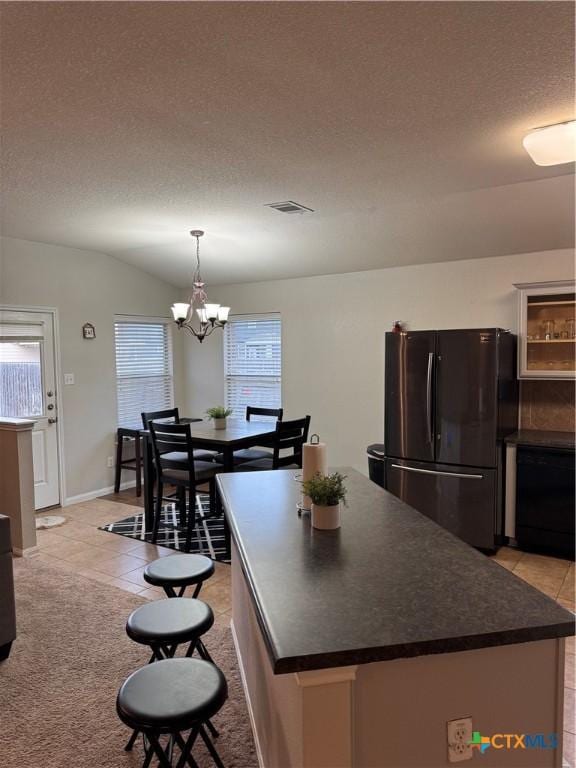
[117,658,227,768]
[127,598,214,658]
[144,554,214,598]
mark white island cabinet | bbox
[515,280,576,379]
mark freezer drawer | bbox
[385,459,497,550]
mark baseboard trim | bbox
[12,545,40,558]
[63,480,136,507]
[230,619,265,768]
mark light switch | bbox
[64,373,75,385]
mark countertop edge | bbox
[504,430,575,450]
[272,619,576,674]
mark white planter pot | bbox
[311,503,341,530]
[213,418,227,430]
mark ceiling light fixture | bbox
[171,230,230,343]
[522,120,576,166]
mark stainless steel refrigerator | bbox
[383,329,517,550]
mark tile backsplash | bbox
[519,380,575,432]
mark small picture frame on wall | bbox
[82,322,96,340]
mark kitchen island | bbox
[217,468,574,768]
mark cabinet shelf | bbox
[527,339,575,344]
[527,300,576,307]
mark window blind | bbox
[224,314,281,420]
[115,318,173,428]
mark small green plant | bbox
[302,472,348,507]
[206,406,233,419]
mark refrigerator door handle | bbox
[390,464,484,480]
[426,352,434,444]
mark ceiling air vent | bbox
[265,200,314,214]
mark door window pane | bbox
[0,340,43,417]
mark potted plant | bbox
[206,406,233,430]
[301,471,347,530]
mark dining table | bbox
[140,417,278,531]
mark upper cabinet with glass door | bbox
[515,280,576,379]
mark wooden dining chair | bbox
[148,422,220,550]
[140,408,180,428]
[219,406,284,466]
[141,409,217,462]
[239,415,311,471]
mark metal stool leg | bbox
[124,729,139,751]
[196,638,214,664]
[147,731,174,768]
[174,727,201,768]
[199,723,226,768]
[174,731,201,768]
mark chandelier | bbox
[171,230,230,342]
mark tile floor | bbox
[34,497,232,614]
[32,496,575,765]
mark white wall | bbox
[182,249,574,474]
[0,237,183,501]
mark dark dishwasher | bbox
[516,446,575,559]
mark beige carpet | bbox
[0,558,257,767]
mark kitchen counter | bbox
[219,467,573,674]
[505,429,575,450]
[218,468,573,768]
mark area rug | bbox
[0,558,257,768]
[99,494,229,563]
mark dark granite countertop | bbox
[217,468,574,675]
[505,430,575,450]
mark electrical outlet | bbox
[63,373,75,385]
[447,717,473,762]
[106,456,114,468]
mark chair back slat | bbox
[141,408,180,429]
[148,421,199,484]
[246,406,284,422]
[272,416,311,469]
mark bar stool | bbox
[117,658,227,768]
[124,598,218,755]
[144,554,215,598]
[126,597,215,664]
[114,427,142,497]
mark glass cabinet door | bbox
[517,282,576,379]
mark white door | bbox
[0,310,61,509]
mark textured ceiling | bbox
[1,1,574,286]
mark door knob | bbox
[46,391,54,397]
[47,403,55,410]
[48,417,58,424]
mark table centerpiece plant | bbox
[301,471,347,530]
[206,406,233,430]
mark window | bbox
[224,314,281,420]
[0,323,44,418]
[114,317,173,428]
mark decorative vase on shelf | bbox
[311,503,341,530]
[213,417,227,430]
